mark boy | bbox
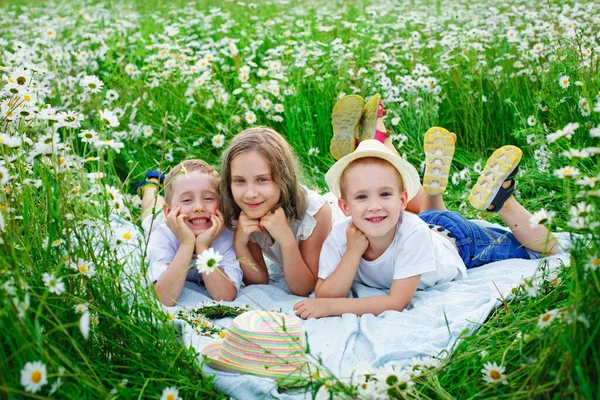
[140,160,242,306]
[294,138,558,319]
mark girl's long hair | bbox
[220,127,307,230]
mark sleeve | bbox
[317,227,345,280]
[393,226,438,280]
[214,229,243,289]
[146,226,179,283]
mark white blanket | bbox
[170,231,571,400]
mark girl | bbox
[220,127,333,296]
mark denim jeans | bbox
[418,210,537,269]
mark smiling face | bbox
[338,159,408,243]
[230,150,281,219]
[164,170,220,235]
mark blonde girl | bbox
[220,127,333,296]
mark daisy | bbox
[537,309,559,329]
[80,75,104,93]
[74,303,88,313]
[529,209,555,228]
[558,75,570,89]
[211,134,225,148]
[481,362,508,385]
[160,386,182,400]
[589,126,600,138]
[554,166,580,179]
[527,115,536,126]
[196,248,223,275]
[111,225,141,247]
[0,165,8,185]
[99,109,120,128]
[20,361,48,394]
[308,147,319,156]
[244,110,257,124]
[374,365,413,396]
[71,259,96,278]
[42,273,65,295]
[586,255,600,272]
[78,129,98,143]
[391,117,400,126]
[105,89,119,102]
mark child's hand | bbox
[346,222,369,256]
[234,211,263,247]
[259,207,294,246]
[165,206,195,247]
[294,298,333,319]
[195,210,225,253]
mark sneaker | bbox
[422,127,455,195]
[468,145,522,211]
[135,170,165,197]
[330,95,364,160]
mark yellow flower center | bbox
[0,138,4,143]
[490,370,501,380]
[592,259,600,265]
[79,265,88,273]
[219,331,226,338]
[563,169,572,175]
[166,395,175,400]
[123,233,132,239]
[563,79,568,84]
[31,370,42,383]
[24,94,31,102]
[542,313,551,322]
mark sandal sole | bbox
[468,145,522,210]
[422,127,455,195]
[330,95,364,160]
[359,93,381,142]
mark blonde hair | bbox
[164,159,219,205]
[340,157,404,199]
[220,127,307,229]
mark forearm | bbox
[315,252,361,298]
[280,241,317,296]
[234,242,269,284]
[154,244,194,307]
[202,269,238,301]
[328,295,411,317]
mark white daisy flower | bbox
[74,303,88,314]
[99,108,120,128]
[244,110,257,124]
[71,259,96,278]
[196,248,223,275]
[391,117,400,126]
[529,209,555,228]
[537,309,559,329]
[481,362,508,385]
[20,361,48,394]
[80,75,104,93]
[308,147,319,156]
[42,273,65,295]
[78,129,98,143]
[527,115,536,126]
[160,386,182,400]
[211,134,225,148]
[554,166,580,179]
[374,364,414,395]
[558,75,570,89]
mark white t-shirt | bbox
[318,212,467,290]
[147,224,243,289]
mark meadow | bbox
[0,0,598,398]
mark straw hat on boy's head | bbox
[201,310,308,383]
[325,139,421,200]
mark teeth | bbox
[368,217,385,221]
[190,218,209,225]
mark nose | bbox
[244,184,258,199]
[193,200,205,212]
[367,200,382,212]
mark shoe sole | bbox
[359,93,381,142]
[468,145,522,210]
[422,127,455,195]
[330,95,364,160]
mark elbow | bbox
[290,286,313,297]
[160,297,176,307]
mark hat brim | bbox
[325,140,421,200]
[201,341,307,383]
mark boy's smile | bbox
[338,161,408,247]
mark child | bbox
[139,160,243,306]
[219,127,333,296]
[293,137,558,319]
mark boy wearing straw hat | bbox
[294,138,558,319]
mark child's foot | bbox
[330,95,364,160]
[422,127,456,195]
[359,93,389,143]
[135,170,165,197]
[468,146,522,212]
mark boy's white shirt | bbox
[147,223,243,289]
[318,212,467,291]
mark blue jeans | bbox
[418,210,538,269]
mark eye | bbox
[381,192,392,197]
[204,197,214,201]
[355,194,367,200]
[257,177,268,183]
[182,198,192,203]
[233,179,244,184]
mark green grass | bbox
[0,0,599,398]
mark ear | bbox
[399,189,409,212]
[163,203,171,217]
[338,198,351,217]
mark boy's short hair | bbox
[164,159,220,206]
[339,157,405,199]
